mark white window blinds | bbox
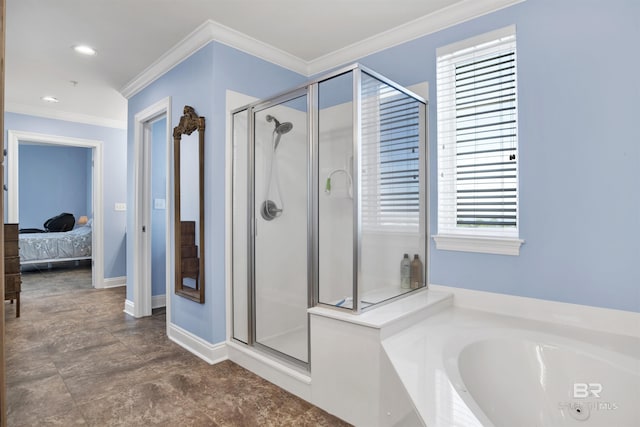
[436,26,519,237]
[361,73,423,232]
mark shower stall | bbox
[232,64,428,368]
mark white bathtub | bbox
[382,308,640,427]
[445,331,640,427]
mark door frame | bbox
[6,130,104,288]
[132,97,172,319]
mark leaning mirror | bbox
[174,105,205,303]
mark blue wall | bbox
[128,0,638,348]
[127,41,305,343]
[127,43,214,333]
[151,118,167,297]
[19,144,90,229]
[354,0,640,312]
[4,113,128,279]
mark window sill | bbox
[433,234,524,256]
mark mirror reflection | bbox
[180,131,200,290]
[173,105,205,303]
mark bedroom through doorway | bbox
[6,131,104,289]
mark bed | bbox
[19,224,92,265]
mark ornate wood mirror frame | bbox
[173,105,205,303]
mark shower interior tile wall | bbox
[361,232,423,300]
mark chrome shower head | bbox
[275,121,293,135]
[266,114,293,135]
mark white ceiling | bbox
[4,0,513,128]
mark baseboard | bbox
[102,276,126,288]
[152,294,166,309]
[168,322,228,364]
[124,295,166,316]
[123,299,135,317]
[429,284,640,338]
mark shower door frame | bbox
[244,86,314,369]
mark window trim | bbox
[434,25,523,255]
[433,234,523,256]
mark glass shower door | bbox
[253,94,309,364]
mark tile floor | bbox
[5,264,350,426]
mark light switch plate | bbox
[115,202,127,211]
[154,198,166,210]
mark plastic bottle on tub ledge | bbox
[410,254,423,289]
[400,254,411,289]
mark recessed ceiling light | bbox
[41,96,59,103]
[73,45,97,56]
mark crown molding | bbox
[120,20,215,99]
[306,0,524,75]
[120,0,524,99]
[5,102,127,129]
[120,20,307,99]
[207,20,308,75]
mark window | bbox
[435,25,523,255]
[361,72,424,233]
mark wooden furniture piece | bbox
[4,224,20,317]
[180,221,200,288]
[173,105,205,303]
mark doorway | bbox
[150,116,168,311]
[131,97,172,321]
[6,130,104,288]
